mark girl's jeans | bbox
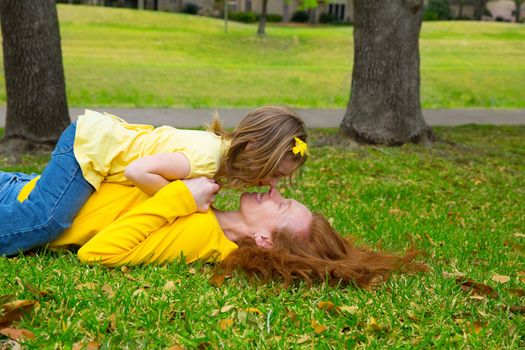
[0,123,94,256]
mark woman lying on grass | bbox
[9,173,423,288]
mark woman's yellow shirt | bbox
[18,179,238,266]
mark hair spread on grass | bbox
[207,105,308,188]
[219,213,426,288]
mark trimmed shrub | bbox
[229,12,258,23]
[291,10,309,23]
[319,12,336,23]
[423,0,450,20]
[266,13,283,22]
[182,2,200,15]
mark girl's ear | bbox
[254,232,273,248]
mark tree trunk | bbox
[458,1,464,19]
[340,0,433,146]
[257,0,268,35]
[473,0,486,20]
[0,0,70,151]
[515,0,523,22]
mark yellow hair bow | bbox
[292,137,308,157]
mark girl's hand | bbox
[182,177,220,213]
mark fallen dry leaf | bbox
[0,300,38,327]
[106,313,117,333]
[164,281,176,291]
[339,305,359,314]
[503,305,525,314]
[15,278,48,298]
[188,268,197,275]
[244,308,263,316]
[492,274,510,284]
[310,319,327,334]
[120,266,129,273]
[209,273,225,288]
[132,288,145,297]
[513,233,525,238]
[509,288,525,297]
[72,340,100,350]
[296,335,310,344]
[75,283,97,291]
[466,321,486,335]
[366,317,384,333]
[442,271,465,279]
[101,284,115,298]
[456,278,498,298]
[0,327,35,341]
[219,318,233,330]
[317,301,339,313]
[220,305,235,313]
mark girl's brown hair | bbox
[219,214,426,288]
[210,106,307,187]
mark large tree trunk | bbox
[515,0,523,22]
[257,0,268,36]
[340,0,433,146]
[473,0,486,20]
[0,0,70,153]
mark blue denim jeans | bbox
[0,123,94,256]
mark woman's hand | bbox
[182,177,220,213]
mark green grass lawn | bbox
[0,5,524,109]
[1,125,524,348]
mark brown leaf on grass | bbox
[339,305,359,314]
[101,284,115,298]
[72,341,100,350]
[466,320,486,334]
[491,274,510,284]
[296,335,310,344]
[442,271,465,279]
[0,300,38,327]
[75,283,97,291]
[167,345,186,350]
[188,268,197,275]
[456,278,498,298]
[219,318,233,330]
[120,266,129,273]
[509,288,525,297]
[164,281,176,291]
[317,301,339,314]
[106,313,117,333]
[209,273,225,288]
[0,327,35,341]
[503,305,525,314]
[220,305,234,313]
[513,233,525,238]
[310,319,327,334]
[244,308,263,316]
[366,317,386,333]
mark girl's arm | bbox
[77,178,218,266]
[125,153,191,196]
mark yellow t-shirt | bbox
[18,179,238,266]
[74,110,231,190]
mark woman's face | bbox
[239,187,312,244]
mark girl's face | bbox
[239,187,312,244]
[258,157,297,187]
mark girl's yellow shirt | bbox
[74,110,231,190]
[18,179,238,266]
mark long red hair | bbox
[219,213,426,288]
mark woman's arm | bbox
[125,153,191,196]
[77,178,219,266]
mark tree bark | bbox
[515,0,523,22]
[340,0,433,146]
[257,0,268,35]
[0,0,70,150]
[473,0,486,20]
